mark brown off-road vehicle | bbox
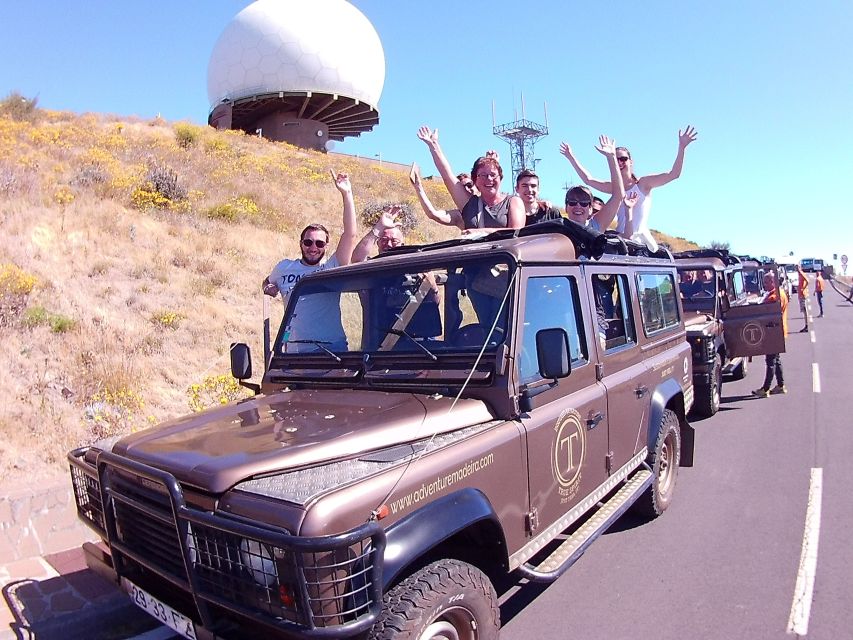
[70,222,695,640]
[674,249,785,417]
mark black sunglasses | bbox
[566,199,591,207]
[616,156,630,162]
[301,239,327,248]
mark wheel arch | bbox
[381,488,508,590]
[650,378,695,467]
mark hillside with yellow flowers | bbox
[0,94,699,482]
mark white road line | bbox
[812,363,821,393]
[810,330,815,343]
[787,467,823,636]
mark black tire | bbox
[730,357,748,381]
[693,354,721,417]
[635,409,681,518]
[369,559,499,640]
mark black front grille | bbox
[111,475,186,577]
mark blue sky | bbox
[2,1,851,270]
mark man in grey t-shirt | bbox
[263,171,357,349]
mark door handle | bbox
[587,411,604,430]
[635,385,649,398]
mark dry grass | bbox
[0,104,696,483]
[0,106,459,482]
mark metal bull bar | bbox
[92,450,386,638]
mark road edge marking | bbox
[786,467,823,636]
[812,363,821,393]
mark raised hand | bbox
[559,141,574,160]
[409,162,422,187]
[378,206,402,230]
[595,135,616,156]
[330,169,352,194]
[417,126,439,146]
[678,125,698,148]
[484,149,500,161]
[623,192,640,209]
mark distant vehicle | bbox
[813,258,824,273]
[781,263,798,294]
[800,258,816,272]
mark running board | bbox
[516,469,653,583]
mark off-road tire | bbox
[693,354,722,417]
[634,409,681,518]
[369,559,499,640]
[730,357,748,381]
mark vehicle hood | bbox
[683,313,715,332]
[110,388,492,493]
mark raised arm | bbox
[560,140,614,193]
[619,192,639,239]
[352,208,400,262]
[638,125,698,191]
[410,163,464,230]
[417,126,470,210]
[590,136,626,230]
[330,170,358,266]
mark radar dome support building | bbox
[207,0,385,150]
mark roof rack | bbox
[377,219,673,261]
[672,248,741,266]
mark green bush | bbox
[0,91,39,121]
[21,306,76,332]
[174,123,202,149]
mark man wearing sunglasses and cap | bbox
[263,169,357,303]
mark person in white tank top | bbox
[559,126,698,250]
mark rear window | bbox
[637,272,681,334]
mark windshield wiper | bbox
[284,340,342,362]
[381,328,438,361]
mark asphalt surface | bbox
[5,281,850,640]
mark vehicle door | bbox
[582,264,651,473]
[722,267,786,356]
[515,269,609,528]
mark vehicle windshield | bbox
[274,257,513,359]
[677,268,717,312]
[742,266,763,294]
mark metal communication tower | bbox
[492,97,548,180]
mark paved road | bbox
[500,288,852,640]
[114,286,853,640]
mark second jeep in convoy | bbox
[674,249,785,417]
[70,223,696,639]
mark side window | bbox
[637,272,680,334]
[592,273,636,351]
[731,270,745,299]
[519,276,587,385]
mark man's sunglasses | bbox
[301,239,327,248]
[566,199,591,207]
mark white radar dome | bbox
[207,0,385,110]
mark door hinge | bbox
[595,363,604,380]
[526,509,539,534]
[605,451,614,473]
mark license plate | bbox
[123,579,198,640]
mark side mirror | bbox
[230,343,252,380]
[536,328,571,379]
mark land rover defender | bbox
[674,249,785,417]
[70,222,696,639]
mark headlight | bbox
[239,539,277,587]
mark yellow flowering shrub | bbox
[0,263,38,295]
[151,310,185,329]
[85,386,147,438]
[187,374,250,412]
